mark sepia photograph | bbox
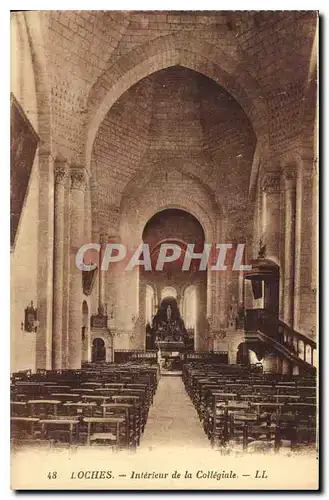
[10,9,319,491]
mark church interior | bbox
[11,11,318,453]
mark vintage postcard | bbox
[10,10,319,490]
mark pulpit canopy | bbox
[244,257,279,282]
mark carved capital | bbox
[54,165,69,185]
[213,330,227,341]
[261,171,281,194]
[70,166,88,191]
[283,167,296,190]
[99,233,108,244]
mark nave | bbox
[141,376,209,449]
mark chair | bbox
[11,401,28,417]
[11,417,39,445]
[229,411,259,451]
[39,418,80,447]
[244,421,277,452]
[50,393,81,403]
[27,399,62,419]
[62,402,98,418]
[83,417,126,448]
[101,403,137,448]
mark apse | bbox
[140,208,207,350]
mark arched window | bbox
[161,286,177,301]
[145,285,155,325]
[183,285,197,329]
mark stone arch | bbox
[301,26,318,158]
[85,33,269,172]
[22,12,52,150]
[123,158,222,216]
[120,184,217,244]
[279,152,302,174]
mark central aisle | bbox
[141,376,210,449]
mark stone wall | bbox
[11,14,39,372]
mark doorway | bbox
[92,338,106,362]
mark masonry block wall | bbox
[11,14,39,372]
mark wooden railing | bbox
[245,309,317,368]
[184,351,228,364]
[278,320,317,367]
[114,350,158,364]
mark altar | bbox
[146,300,194,351]
[146,299,194,371]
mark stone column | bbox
[311,160,318,293]
[282,169,296,326]
[216,217,228,331]
[98,233,107,313]
[52,159,68,369]
[138,279,146,350]
[62,174,71,369]
[294,161,315,334]
[283,170,296,327]
[194,284,201,351]
[36,150,55,370]
[294,165,302,331]
[68,166,88,369]
[261,171,281,264]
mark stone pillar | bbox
[52,159,68,369]
[294,165,302,331]
[62,174,71,369]
[283,169,296,326]
[294,161,315,335]
[138,279,146,350]
[68,166,88,369]
[311,160,318,293]
[98,233,107,313]
[195,284,201,351]
[36,151,55,370]
[216,217,228,331]
[261,171,281,264]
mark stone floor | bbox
[140,376,210,449]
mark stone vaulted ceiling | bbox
[91,66,257,233]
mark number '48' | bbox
[47,471,57,479]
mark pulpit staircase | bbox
[244,309,317,375]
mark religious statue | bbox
[148,300,187,346]
[166,305,172,322]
